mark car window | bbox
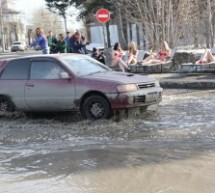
[0,59,30,80]
[61,56,110,76]
[30,61,65,80]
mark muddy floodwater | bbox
[0,89,215,193]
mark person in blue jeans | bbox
[31,27,49,54]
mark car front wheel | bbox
[81,95,111,120]
[0,97,14,112]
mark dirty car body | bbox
[0,54,163,119]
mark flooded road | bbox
[0,89,215,193]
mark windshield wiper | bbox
[86,71,106,76]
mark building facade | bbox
[0,0,25,49]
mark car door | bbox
[25,58,76,111]
[0,58,30,110]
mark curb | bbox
[160,81,215,89]
[0,51,38,55]
[0,52,14,55]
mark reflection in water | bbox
[0,90,215,193]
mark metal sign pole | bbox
[96,8,110,49]
[102,23,107,49]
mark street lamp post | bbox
[0,0,6,52]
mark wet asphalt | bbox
[0,89,215,192]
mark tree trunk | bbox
[106,21,111,48]
[116,1,127,49]
[63,16,68,34]
[207,0,214,47]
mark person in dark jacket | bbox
[69,32,86,54]
[30,27,49,54]
[47,31,53,49]
[65,31,72,53]
[53,34,66,53]
[50,35,58,54]
[47,31,58,54]
[91,47,105,64]
[80,31,88,54]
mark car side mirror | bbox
[60,72,70,79]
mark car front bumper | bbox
[11,47,23,51]
[107,87,163,109]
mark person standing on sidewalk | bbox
[47,31,53,50]
[65,31,72,53]
[47,32,58,54]
[80,31,88,54]
[53,34,66,53]
[30,27,49,54]
[69,32,86,54]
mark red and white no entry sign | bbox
[96,8,110,23]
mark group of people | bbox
[30,26,215,72]
[30,26,171,72]
[111,40,215,72]
[30,27,87,54]
[110,40,171,72]
[111,39,215,71]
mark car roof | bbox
[1,54,81,62]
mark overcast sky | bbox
[12,0,82,30]
[14,0,45,14]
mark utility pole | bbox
[0,0,6,52]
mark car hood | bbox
[84,71,156,84]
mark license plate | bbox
[147,92,157,102]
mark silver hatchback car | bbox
[0,54,163,119]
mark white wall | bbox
[90,25,119,46]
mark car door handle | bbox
[26,83,35,87]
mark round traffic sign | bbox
[96,8,110,23]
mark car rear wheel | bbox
[81,95,111,120]
[0,97,14,112]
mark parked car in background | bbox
[11,41,26,52]
[0,54,163,120]
[86,43,104,54]
[34,45,42,51]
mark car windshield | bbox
[60,55,111,76]
[13,42,21,45]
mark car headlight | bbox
[117,84,138,93]
[155,80,160,87]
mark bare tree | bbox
[30,8,64,36]
[114,0,215,49]
[75,0,215,49]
